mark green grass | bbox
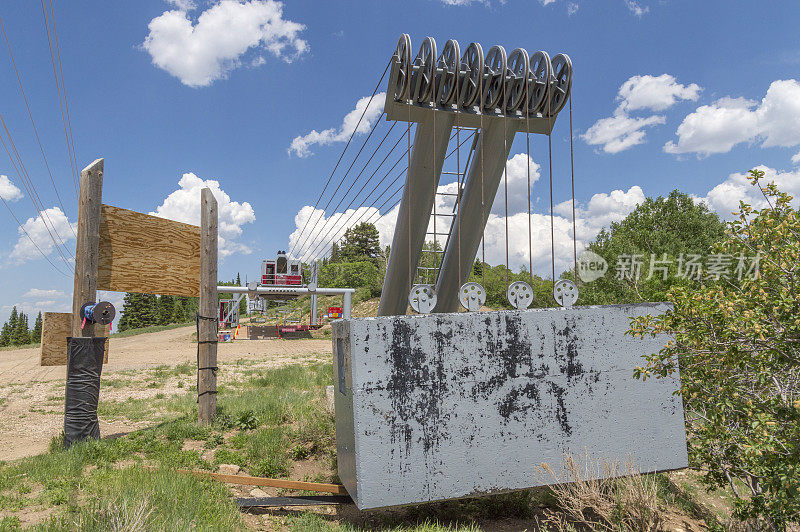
[0,342,40,351]
[110,321,194,339]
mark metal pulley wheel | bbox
[409,284,437,314]
[458,42,483,108]
[436,39,461,106]
[507,281,533,310]
[458,282,486,312]
[527,51,551,115]
[544,53,572,117]
[553,279,578,307]
[392,34,412,102]
[505,48,529,113]
[482,45,507,110]
[410,37,437,104]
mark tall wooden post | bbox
[72,159,104,337]
[198,187,218,425]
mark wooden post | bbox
[72,159,104,337]
[198,187,218,425]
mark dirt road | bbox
[0,326,332,460]
[0,326,332,386]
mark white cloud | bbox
[142,0,308,87]
[166,0,196,9]
[289,93,386,158]
[567,2,579,15]
[624,0,648,16]
[583,112,665,153]
[0,175,23,201]
[617,74,700,113]
[288,151,645,277]
[665,80,800,156]
[694,165,800,217]
[792,151,800,165]
[440,0,487,4]
[9,207,75,264]
[583,74,699,154]
[150,172,255,257]
[23,288,66,299]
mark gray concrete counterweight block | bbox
[332,303,688,510]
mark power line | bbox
[0,12,76,239]
[303,130,476,262]
[0,192,70,276]
[292,110,388,257]
[41,0,79,198]
[289,60,391,255]
[0,113,75,266]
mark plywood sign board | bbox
[97,205,201,297]
[332,303,688,510]
[41,312,109,366]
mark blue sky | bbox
[1,0,799,318]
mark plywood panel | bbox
[40,312,109,366]
[97,205,200,297]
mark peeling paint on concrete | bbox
[333,303,688,510]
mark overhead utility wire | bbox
[41,0,78,197]
[0,13,76,238]
[299,128,475,262]
[289,60,391,255]
[47,0,80,196]
[0,192,70,276]
[0,114,74,266]
[295,126,406,259]
[304,130,475,262]
[293,119,397,257]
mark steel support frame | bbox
[218,286,355,320]
[378,114,455,316]
[433,118,517,313]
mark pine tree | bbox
[8,307,18,334]
[141,294,159,327]
[236,272,241,286]
[157,295,175,325]
[0,321,11,347]
[30,312,43,344]
[13,311,29,346]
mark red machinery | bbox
[261,251,302,286]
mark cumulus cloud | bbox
[23,288,66,299]
[288,151,645,277]
[665,80,800,156]
[792,151,800,165]
[0,175,23,201]
[289,93,386,158]
[9,207,75,264]
[150,172,255,257]
[142,0,308,87]
[582,112,666,154]
[583,74,699,153]
[694,165,800,217]
[617,74,700,113]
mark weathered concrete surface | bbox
[333,303,688,510]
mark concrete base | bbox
[332,303,688,510]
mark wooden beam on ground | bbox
[40,312,109,366]
[150,467,348,495]
[72,159,104,338]
[97,205,201,297]
[198,187,218,425]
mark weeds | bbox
[539,454,664,531]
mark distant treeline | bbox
[0,307,42,347]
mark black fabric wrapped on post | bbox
[64,337,107,448]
